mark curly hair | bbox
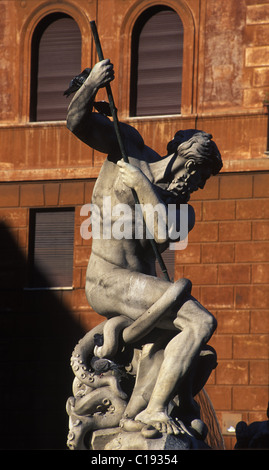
[167,129,223,176]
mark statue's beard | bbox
[166,173,192,203]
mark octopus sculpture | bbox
[66,316,223,450]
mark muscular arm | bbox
[66,59,144,158]
[66,59,120,154]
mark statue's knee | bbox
[184,310,217,343]
[200,313,217,342]
[210,314,217,334]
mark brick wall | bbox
[0,173,268,449]
[0,0,268,452]
[175,171,269,449]
[0,178,103,324]
[0,179,102,449]
[244,3,269,108]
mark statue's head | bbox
[167,129,222,176]
[165,129,222,202]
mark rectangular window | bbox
[28,208,75,288]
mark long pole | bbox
[90,20,170,282]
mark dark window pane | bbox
[28,209,75,287]
[31,14,81,121]
[131,8,183,116]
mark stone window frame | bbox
[29,12,82,122]
[119,0,197,117]
[129,6,184,117]
[19,2,91,123]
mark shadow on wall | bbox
[0,222,85,449]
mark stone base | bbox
[90,428,211,450]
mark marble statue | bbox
[65,59,223,450]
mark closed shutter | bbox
[131,8,183,116]
[29,209,75,288]
[31,14,81,121]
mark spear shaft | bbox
[90,20,170,282]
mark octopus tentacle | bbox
[94,316,132,358]
[67,316,136,449]
[70,316,132,388]
[66,386,127,450]
[70,321,107,387]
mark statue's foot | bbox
[135,409,181,435]
[120,417,160,438]
[120,417,144,432]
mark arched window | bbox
[130,6,184,117]
[30,13,81,122]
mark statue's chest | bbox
[92,161,135,207]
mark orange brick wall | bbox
[0,179,103,449]
[0,179,102,327]
[0,0,269,451]
[0,174,268,449]
[175,171,269,449]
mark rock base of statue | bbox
[90,427,211,450]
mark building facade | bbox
[0,0,268,449]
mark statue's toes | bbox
[141,425,159,438]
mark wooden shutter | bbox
[131,8,183,116]
[29,209,75,288]
[31,14,81,121]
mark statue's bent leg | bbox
[135,297,217,434]
[86,267,191,325]
[122,277,191,343]
[122,338,169,421]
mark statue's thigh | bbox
[87,269,169,320]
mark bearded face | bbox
[166,163,212,203]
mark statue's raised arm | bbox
[66,60,144,159]
[66,59,119,154]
